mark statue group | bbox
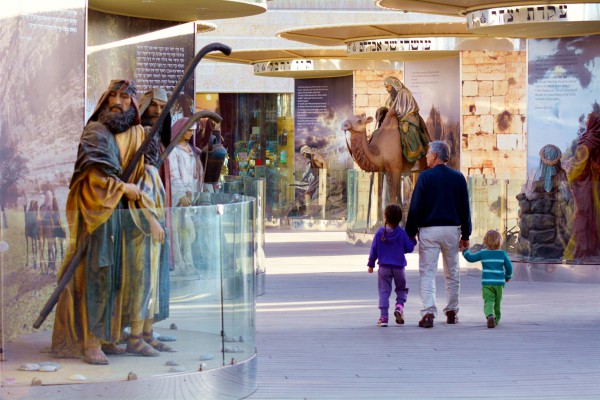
[49,80,219,365]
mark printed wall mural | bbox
[0,1,86,342]
[522,35,600,264]
[293,76,353,219]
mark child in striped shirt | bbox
[462,230,513,328]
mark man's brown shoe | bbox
[446,310,457,324]
[418,314,434,328]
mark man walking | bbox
[405,140,471,328]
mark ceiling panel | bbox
[375,1,595,16]
[469,20,600,38]
[89,0,267,22]
[278,22,478,47]
[203,48,349,64]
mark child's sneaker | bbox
[377,317,388,327]
[394,305,404,325]
[487,314,496,328]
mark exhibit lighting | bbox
[87,22,196,54]
[1,0,81,19]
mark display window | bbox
[196,93,295,221]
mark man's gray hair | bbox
[429,140,450,162]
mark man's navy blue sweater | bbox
[405,164,472,240]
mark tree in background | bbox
[0,142,28,228]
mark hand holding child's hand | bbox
[368,267,374,274]
[505,278,510,282]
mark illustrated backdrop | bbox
[0,0,86,342]
[294,76,354,218]
[527,35,600,172]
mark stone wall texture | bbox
[461,51,528,243]
[461,50,527,181]
[353,69,402,123]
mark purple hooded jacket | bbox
[368,226,416,268]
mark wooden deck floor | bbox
[246,231,600,399]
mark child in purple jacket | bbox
[368,204,417,327]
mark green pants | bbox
[482,285,504,324]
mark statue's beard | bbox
[141,116,154,127]
[98,104,137,134]
[141,110,158,128]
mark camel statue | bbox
[341,112,427,205]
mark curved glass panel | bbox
[347,169,600,269]
[0,193,256,386]
[264,166,350,226]
[218,176,266,295]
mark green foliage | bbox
[0,143,28,198]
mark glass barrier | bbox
[255,166,350,223]
[0,193,256,387]
[346,169,600,266]
[217,177,266,295]
[347,170,414,234]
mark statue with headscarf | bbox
[381,76,432,171]
[166,117,204,276]
[564,111,600,261]
[122,87,173,354]
[524,144,570,200]
[517,144,572,259]
[139,87,171,149]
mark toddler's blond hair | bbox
[483,230,503,250]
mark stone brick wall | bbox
[354,69,402,126]
[461,50,527,180]
[461,50,527,242]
